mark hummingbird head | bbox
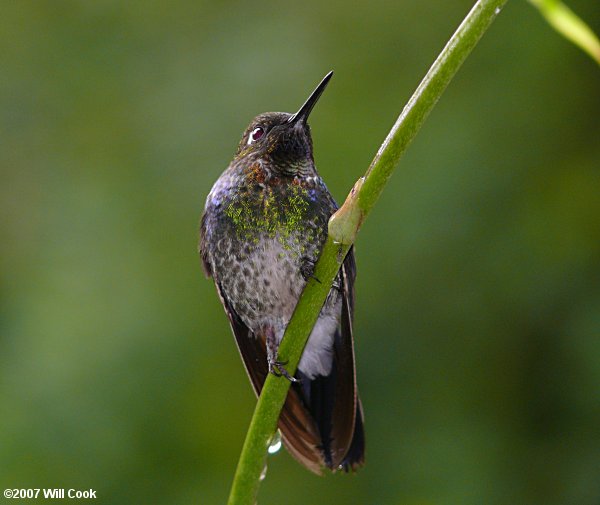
[235,71,333,176]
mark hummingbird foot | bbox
[300,257,321,283]
[265,326,301,383]
[301,256,343,292]
[268,359,301,383]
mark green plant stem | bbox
[226,0,507,503]
[528,0,600,66]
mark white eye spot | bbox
[248,126,264,145]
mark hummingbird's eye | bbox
[248,126,265,144]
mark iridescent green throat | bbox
[224,183,318,253]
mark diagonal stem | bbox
[226,0,508,503]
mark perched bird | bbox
[199,72,364,473]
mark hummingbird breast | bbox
[203,163,341,378]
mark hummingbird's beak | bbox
[288,71,333,125]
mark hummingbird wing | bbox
[311,248,365,471]
[334,249,365,470]
[214,280,327,474]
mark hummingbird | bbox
[199,72,364,473]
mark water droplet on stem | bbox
[268,430,282,454]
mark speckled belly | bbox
[219,232,306,331]
[217,230,341,379]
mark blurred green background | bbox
[1,1,599,504]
